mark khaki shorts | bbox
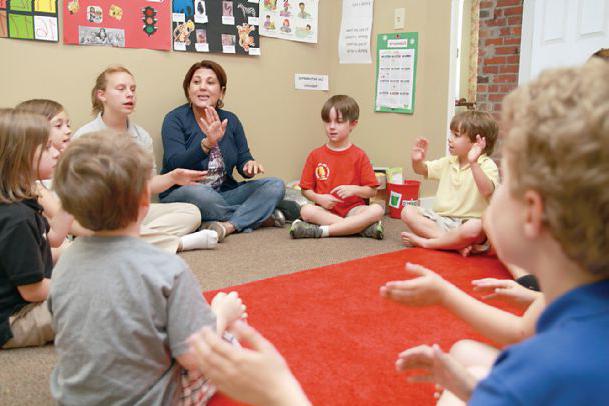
[419,207,467,232]
[2,301,54,349]
[419,207,490,254]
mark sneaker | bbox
[289,219,322,239]
[201,221,227,243]
[360,221,384,240]
[271,209,286,227]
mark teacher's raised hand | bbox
[199,106,228,146]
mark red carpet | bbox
[205,248,515,405]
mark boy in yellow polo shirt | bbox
[401,111,499,255]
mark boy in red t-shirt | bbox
[290,95,384,239]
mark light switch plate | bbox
[394,8,405,29]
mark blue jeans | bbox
[160,177,285,232]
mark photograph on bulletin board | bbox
[62,0,171,50]
[0,0,59,42]
[172,0,260,55]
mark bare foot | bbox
[401,231,428,248]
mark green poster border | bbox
[374,32,418,114]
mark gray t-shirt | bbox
[49,236,215,405]
[73,113,157,173]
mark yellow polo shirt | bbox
[425,155,499,218]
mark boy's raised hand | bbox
[472,278,541,306]
[200,106,228,146]
[411,137,429,162]
[380,262,449,306]
[467,134,486,163]
[317,193,343,210]
[188,322,310,406]
[396,344,476,402]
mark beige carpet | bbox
[0,217,406,405]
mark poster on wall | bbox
[374,32,418,114]
[172,0,260,55]
[259,0,318,44]
[0,0,59,42]
[63,0,171,50]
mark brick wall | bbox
[476,0,523,117]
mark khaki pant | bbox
[2,302,54,349]
[141,203,201,253]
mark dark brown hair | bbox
[182,60,227,108]
[450,110,498,155]
[54,131,153,231]
[321,95,359,122]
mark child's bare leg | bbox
[401,206,443,238]
[300,204,344,225]
[402,220,485,253]
[327,204,384,236]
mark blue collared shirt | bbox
[470,279,609,405]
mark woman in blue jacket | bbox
[160,60,285,241]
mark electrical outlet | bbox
[394,8,405,30]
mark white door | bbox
[519,0,609,84]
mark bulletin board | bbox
[0,0,58,42]
[374,32,418,114]
[172,0,260,55]
[62,0,171,50]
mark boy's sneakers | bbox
[360,221,384,240]
[289,219,322,239]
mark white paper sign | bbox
[174,42,186,51]
[223,45,236,53]
[195,14,208,24]
[294,74,329,91]
[172,13,185,22]
[375,48,414,109]
[339,0,374,64]
[195,43,210,52]
[248,47,261,55]
[222,16,235,25]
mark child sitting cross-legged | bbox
[401,111,499,255]
[290,95,384,239]
[49,132,246,404]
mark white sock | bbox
[320,225,330,238]
[180,230,218,251]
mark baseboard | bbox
[419,196,435,210]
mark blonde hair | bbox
[450,110,498,155]
[53,131,153,231]
[15,99,65,121]
[91,65,134,115]
[0,109,50,204]
[502,58,609,275]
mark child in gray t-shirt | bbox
[49,132,246,405]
